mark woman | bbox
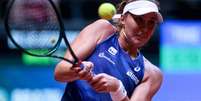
[55,0,163,101]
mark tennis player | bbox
[55,0,163,101]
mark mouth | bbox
[136,31,143,36]
[134,31,147,41]
[135,31,145,37]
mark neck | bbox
[128,49,138,59]
[118,30,138,58]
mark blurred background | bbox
[0,0,201,101]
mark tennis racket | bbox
[4,0,82,67]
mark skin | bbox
[54,12,163,101]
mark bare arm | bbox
[129,58,163,101]
[54,19,116,82]
[113,58,163,101]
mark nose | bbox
[137,26,147,35]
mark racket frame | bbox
[4,0,80,65]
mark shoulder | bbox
[91,19,116,29]
[82,19,116,33]
[142,57,163,87]
[80,19,117,43]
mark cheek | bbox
[141,29,155,44]
[135,29,155,46]
[143,25,156,38]
[125,17,139,31]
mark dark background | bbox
[0,0,201,101]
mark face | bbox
[120,12,158,48]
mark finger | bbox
[78,69,94,81]
[92,77,108,90]
[72,67,82,73]
[85,71,94,81]
[78,61,94,79]
[78,68,91,77]
[94,83,109,93]
[88,74,103,85]
[93,81,105,90]
[79,71,93,81]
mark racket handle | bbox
[73,60,84,69]
[79,63,85,69]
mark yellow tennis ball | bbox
[98,3,116,20]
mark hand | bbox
[88,73,120,93]
[72,61,94,81]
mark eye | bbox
[130,14,143,23]
[147,20,157,28]
[135,16,144,24]
[148,20,156,25]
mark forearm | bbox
[54,60,79,82]
[55,74,79,82]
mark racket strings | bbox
[8,0,61,55]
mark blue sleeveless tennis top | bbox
[61,34,144,101]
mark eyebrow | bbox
[143,16,158,21]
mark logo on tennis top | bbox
[126,70,139,85]
[108,46,118,56]
[134,66,141,72]
[98,52,115,64]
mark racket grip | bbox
[73,60,84,69]
[79,63,85,70]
